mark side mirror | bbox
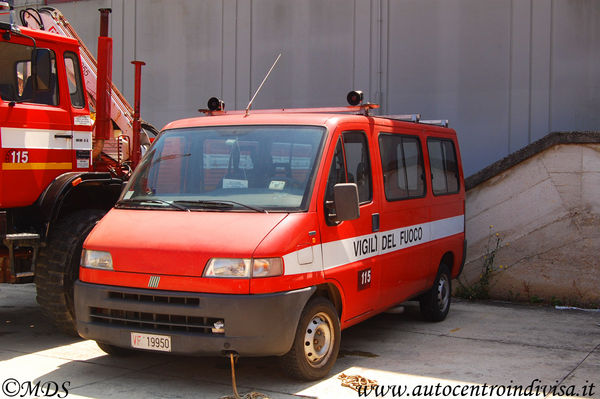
[333,183,360,222]
[31,48,52,93]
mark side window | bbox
[15,61,28,98]
[427,138,460,195]
[16,50,59,106]
[379,134,425,200]
[0,41,58,105]
[324,139,346,205]
[324,131,372,223]
[64,52,85,108]
[342,132,372,204]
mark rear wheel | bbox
[281,297,340,381]
[35,209,106,335]
[419,265,451,322]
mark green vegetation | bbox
[455,225,503,300]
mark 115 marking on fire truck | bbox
[5,150,29,163]
[358,268,371,291]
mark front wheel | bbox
[419,265,451,322]
[35,209,106,335]
[281,297,341,381]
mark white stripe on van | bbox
[283,215,464,276]
[1,127,92,150]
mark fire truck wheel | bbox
[96,342,133,356]
[35,209,106,336]
[419,264,451,322]
[281,296,340,381]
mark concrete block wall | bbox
[463,140,600,305]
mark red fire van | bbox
[74,96,466,380]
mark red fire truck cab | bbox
[1,10,154,334]
[75,97,466,380]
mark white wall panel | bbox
[249,0,355,109]
[530,0,552,142]
[10,0,600,175]
[509,0,532,153]
[550,1,600,132]
[134,0,223,128]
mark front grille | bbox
[108,291,200,306]
[90,307,222,334]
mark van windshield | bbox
[120,125,326,212]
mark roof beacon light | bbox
[347,90,363,106]
[208,97,225,112]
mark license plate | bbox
[130,332,171,352]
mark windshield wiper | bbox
[117,198,190,212]
[174,199,268,213]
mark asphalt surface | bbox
[0,283,598,398]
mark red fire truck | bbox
[0,4,154,333]
[74,93,466,380]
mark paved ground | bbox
[0,283,598,399]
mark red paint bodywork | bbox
[0,28,92,208]
[80,112,466,330]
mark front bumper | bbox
[74,281,315,357]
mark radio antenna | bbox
[245,53,281,116]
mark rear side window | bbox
[64,52,85,108]
[427,138,460,195]
[378,134,425,200]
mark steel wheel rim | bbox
[437,274,450,312]
[303,311,334,367]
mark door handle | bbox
[54,134,73,139]
[372,213,380,232]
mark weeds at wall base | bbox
[454,225,502,301]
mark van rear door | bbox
[376,130,432,306]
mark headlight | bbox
[81,249,113,270]
[203,257,283,278]
[204,258,251,278]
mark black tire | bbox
[419,265,451,322]
[97,342,133,356]
[281,297,341,381]
[35,209,106,335]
